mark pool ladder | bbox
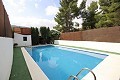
[68,68,96,80]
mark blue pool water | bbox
[26,45,107,80]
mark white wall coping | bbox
[21,47,49,80]
[54,40,120,54]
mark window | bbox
[23,37,27,41]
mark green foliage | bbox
[40,27,47,44]
[80,1,98,30]
[35,27,39,44]
[79,0,86,10]
[31,27,39,45]
[74,22,79,27]
[54,0,120,31]
[40,27,52,44]
[50,30,60,40]
[54,0,79,32]
[40,27,47,39]
[80,0,120,29]
[31,26,60,45]
[53,25,63,32]
[88,1,98,12]
[95,0,120,27]
[46,27,52,44]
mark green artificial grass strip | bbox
[9,47,32,80]
[55,44,120,55]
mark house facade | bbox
[14,27,32,46]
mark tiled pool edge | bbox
[82,54,120,80]
[21,47,49,80]
[54,45,120,80]
[21,45,120,80]
[54,44,120,55]
[54,45,110,56]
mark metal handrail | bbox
[68,75,79,80]
[76,68,96,80]
[68,68,96,80]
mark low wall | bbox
[54,40,120,53]
[82,27,120,42]
[60,26,120,42]
[14,33,31,46]
[0,37,13,80]
[60,31,82,41]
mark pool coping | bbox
[21,45,120,80]
[21,47,49,80]
[54,45,109,56]
[54,44,120,55]
[82,54,120,80]
[54,45,120,80]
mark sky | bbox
[3,0,97,29]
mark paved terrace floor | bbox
[9,47,32,80]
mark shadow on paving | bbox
[9,47,32,80]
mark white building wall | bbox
[54,40,120,53]
[14,33,31,46]
[0,37,13,80]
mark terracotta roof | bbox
[14,27,21,34]
[14,27,31,35]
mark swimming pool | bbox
[26,45,107,80]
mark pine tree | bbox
[79,0,98,30]
[53,25,63,32]
[54,0,79,32]
[95,0,120,27]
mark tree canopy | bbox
[31,27,39,45]
[31,26,60,45]
[54,0,120,31]
[95,0,120,28]
[54,0,79,32]
[80,1,98,30]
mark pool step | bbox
[68,68,96,80]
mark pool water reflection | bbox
[26,45,107,80]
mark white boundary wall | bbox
[0,37,13,80]
[54,40,120,53]
[14,33,31,46]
